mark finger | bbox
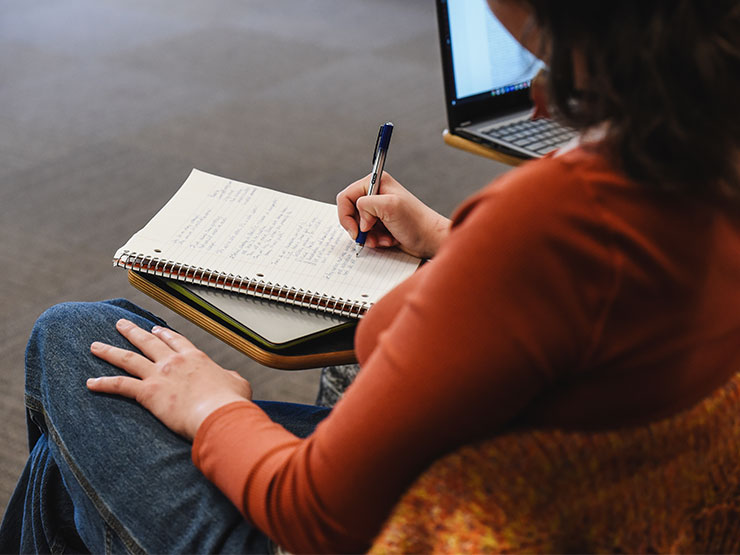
[151,325,196,353]
[375,231,398,248]
[337,172,398,207]
[377,236,394,248]
[336,179,368,237]
[358,213,378,233]
[530,71,550,119]
[86,374,143,400]
[376,171,398,192]
[336,176,371,208]
[360,232,383,250]
[346,174,373,197]
[363,220,397,250]
[338,173,403,238]
[115,319,172,361]
[90,341,155,378]
[357,191,403,220]
[356,193,404,232]
[355,196,379,232]
[338,207,359,239]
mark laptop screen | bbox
[447,0,544,103]
[437,0,545,128]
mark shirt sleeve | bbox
[192,155,615,553]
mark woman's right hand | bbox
[336,172,450,260]
[530,68,551,119]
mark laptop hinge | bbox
[459,121,472,127]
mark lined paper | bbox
[114,169,421,308]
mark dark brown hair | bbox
[522,0,740,195]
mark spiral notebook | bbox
[113,169,421,319]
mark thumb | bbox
[356,195,385,232]
[357,193,402,224]
[358,213,377,233]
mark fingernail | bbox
[152,325,171,337]
[86,377,99,386]
[116,319,132,329]
[90,342,103,351]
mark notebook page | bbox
[114,169,421,305]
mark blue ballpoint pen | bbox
[355,121,394,256]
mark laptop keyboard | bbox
[483,118,576,156]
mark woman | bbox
[2,0,740,552]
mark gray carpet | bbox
[0,0,508,520]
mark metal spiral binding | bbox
[203,267,218,285]
[114,249,371,318]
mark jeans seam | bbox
[25,394,44,414]
[38,406,147,555]
[50,530,74,555]
[105,524,112,555]
[49,535,64,554]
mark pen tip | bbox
[355,244,363,257]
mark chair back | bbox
[372,373,740,553]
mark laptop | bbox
[436,0,576,159]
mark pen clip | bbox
[372,122,394,164]
[372,125,383,164]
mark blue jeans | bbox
[0,299,330,554]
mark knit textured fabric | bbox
[316,364,360,408]
[371,372,740,554]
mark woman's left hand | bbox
[87,318,253,441]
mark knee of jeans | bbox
[25,301,147,403]
[32,301,160,341]
[27,301,143,377]
[27,303,81,360]
[27,302,109,369]
[101,298,169,329]
[31,302,111,342]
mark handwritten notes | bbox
[115,169,421,306]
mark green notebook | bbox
[142,273,357,356]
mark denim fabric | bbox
[0,299,330,554]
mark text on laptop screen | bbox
[447,0,544,102]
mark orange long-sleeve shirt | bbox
[192,146,740,553]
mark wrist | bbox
[189,396,251,440]
[423,215,451,258]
